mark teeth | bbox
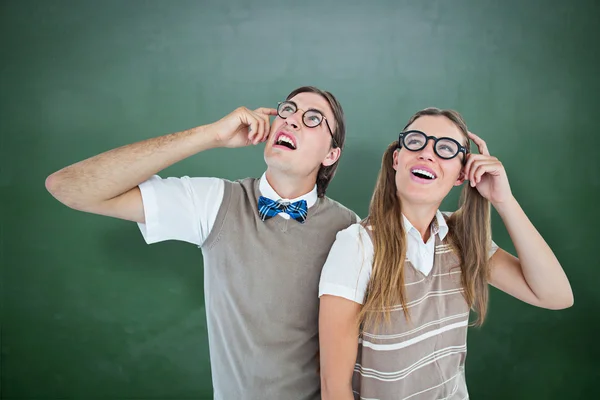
[412,169,435,179]
[277,135,296,148]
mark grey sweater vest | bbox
[353,235,471,399]
[201,177,358,400]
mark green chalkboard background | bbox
[2,0,598,398]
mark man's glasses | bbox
[277,101,338,148]
[398,130,468,163]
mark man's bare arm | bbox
[45,107,276,223]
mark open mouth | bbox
[274,133,297,150]
[411,168,436,180]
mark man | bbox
[45,86,360,399]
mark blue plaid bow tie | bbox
[258,196,308,223]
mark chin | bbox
[398,186,441,206]
[264,153,292,173]
[403,194,438,206]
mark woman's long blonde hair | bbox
[358,107,492,330]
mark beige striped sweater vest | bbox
[353,234,470,400]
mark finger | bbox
[469,160,481,186]
[248,120,259,143]
[463,153,486,178]
[238,107,254,139]
[464,154,496,177]
[247,109,266,144]
[472,161,502,185]
[253,112,264,145]
[244,113,259,143]
[251,111,267,143]
[472,163,488,186]
[255,107,278,116]
[468,131,490,156]
[259,114,272,143]
[468,159,488,185]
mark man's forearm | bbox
[46,124,219,209]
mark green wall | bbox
[2,0,598,398]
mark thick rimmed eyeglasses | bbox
[277,101,338,148]
[398,130,468,163]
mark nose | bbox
[284,110,302,130]
[417,139,436,161]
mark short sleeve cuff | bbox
[489,240,499,258]
[319,282,365,305]
[137,177,160,244]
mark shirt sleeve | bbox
[318,224,374,305]
[136,175,224,246]
[489,240,499,258]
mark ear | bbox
[454,169,466,186]
[322,147,342,167]
[392,149,400,171]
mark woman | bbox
[317,107,573,399]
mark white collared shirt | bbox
[401,210,449,276]
[258,172,318,219]
[136,172,318,246]
[318,212,499,304]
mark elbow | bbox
[321,374,352,400]
[45,172,59,197]
[45,171,83,210]
[45,171,68,199]
[45,172,70,205]
[545,299,573,310]
[320,382,336,400]
[553,291,574,310]
[555,282,575,309]
[540,288,574,310]
[320,374,333,399]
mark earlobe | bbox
[322,148,341,167]
[392,150,399,171]
[454,170,466,186]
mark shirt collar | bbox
[258,172,318,208]
[402,210,449,241]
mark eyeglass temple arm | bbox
[324,118,338,148]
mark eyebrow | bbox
[307,107,326,115]
[289,100,327,117]
[411,129,468,148]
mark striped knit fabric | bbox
[353,235,470,400]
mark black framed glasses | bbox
[398,130,468,163]
[277,101,338,148]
